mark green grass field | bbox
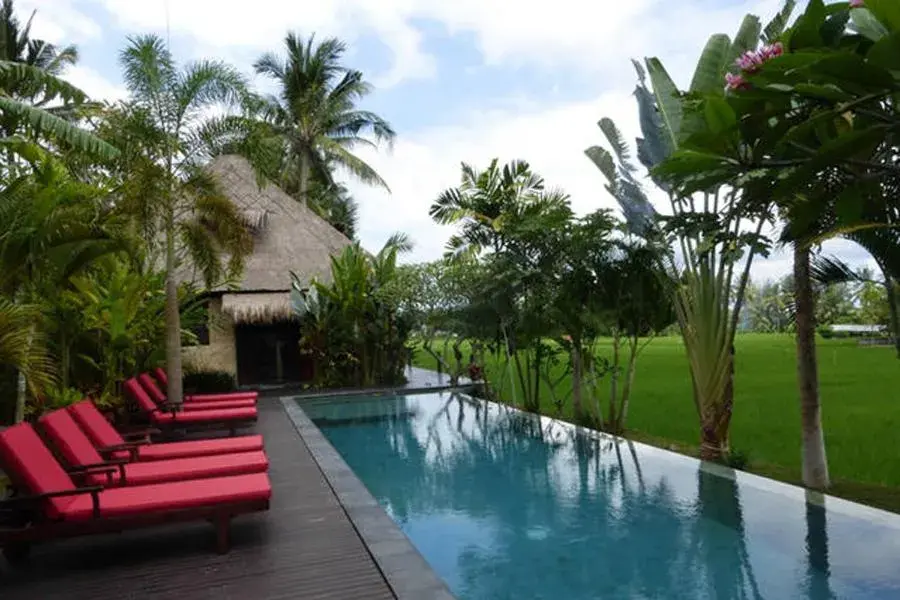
[413,334,900,512]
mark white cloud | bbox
[65,65,128,101]
[89,0,791,88]
[349,90,635,262]
[19,0,101,44]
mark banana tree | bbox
[585,5,793,460]
[652,0,900,488]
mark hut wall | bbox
[181,297,238,378]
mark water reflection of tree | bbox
[336,395,833,599]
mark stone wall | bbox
[181,296,238,377]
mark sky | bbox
[25,0,875,282]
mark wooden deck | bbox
[0,398,395,599]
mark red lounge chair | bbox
[0,423,271,562]
[68,400,264,462]
[152,367,259,402]
[124,379,257,435]
[138,373,256,411]
[39,409,269,487]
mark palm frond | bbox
[810,255,865,287]
[119,34,175,109]
[0,298,55,397]
[0,96,119,159]
[175,59,247,124]
[382,231,413,254]
[319,136,390,192]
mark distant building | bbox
[829,324,886,334]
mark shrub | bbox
[183,371,236,394]
[725,448,751,471]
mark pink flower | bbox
[725,72,749,91]
[850,0,864,7]
[727,42,784,91]
[734,43,784,73]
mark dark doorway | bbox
[235,321,311,385]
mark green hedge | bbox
[183,371,236,394]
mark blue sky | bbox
[26,0,873,281]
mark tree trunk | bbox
[608,332,619,429]
[794,244,829,490]
[617,336,639,434]
[298,151,310,206]
[164,225,184,408]
[884,276,900,359]
[571,343,583,422]
[14,325,35,424]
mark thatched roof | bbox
[221,291,294,324]
[188,153,351,285]
[176,155,352,325]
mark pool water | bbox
[301,392,900,600]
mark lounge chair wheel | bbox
[3,541,31,564]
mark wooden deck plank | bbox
[0,398,395,600]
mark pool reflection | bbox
[306,393,900,600]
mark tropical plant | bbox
[430,158,546,259]
[0,155,122,421]
[108,34,253,406]
[0,298,53,421]
[0,1,116,164]
[252,33,395,203]
[653,0,900,489]
[291,235,413,388]
[584,4,791,460]
[308,179,359,239]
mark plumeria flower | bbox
[727,42,784,91]
[850,0,864,7]
[725,72,750,91]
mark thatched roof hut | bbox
[184,154,352,325]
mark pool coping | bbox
[281,397,457,600]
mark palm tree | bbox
[0,155,122,421]
[253,33,395,204]
[0,0,116,163]
[429,159,546,259]
[308,179,359,239]
[112,35,253,406]
[0,0,77,76]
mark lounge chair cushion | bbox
[68,400,127,448]
[69,400,265,461]
[178,398,257,411]
[125,435,265,462]
[39,409,107,465]
[124,378,257,424]
[187,392,258,402]
[61,473,272,521]
[151,407,257,424]
[0,423,79,518]
[39,409,268,486]
[139,373,257,406]
[89,452,269,486]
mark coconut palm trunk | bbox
[885,277,900,359]
[794,243,829,489]
[164,220,184,407]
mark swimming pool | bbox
[300,392,900,600]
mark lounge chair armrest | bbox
[1,486,103,517]
[98,443,140,461]
[67,459,127,484]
